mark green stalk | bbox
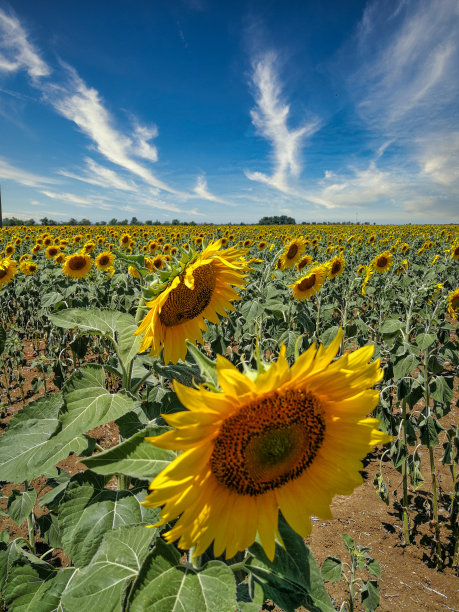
[188,547,201,570]
[23,481,35,554]
[424,349,442,569]
[314,292,322,342]
[401,398,410,544]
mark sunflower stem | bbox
[400,398,410,545]
[188,547,201,570]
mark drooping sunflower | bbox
[373,251,392,273]
[143,328,391,561]
[290,265,328,301]
[396,259,408,276]
[357,264,366,276]
[0,258,17,286]
[95,251,115,271]
[279,238,305,270]
[297,254,313,271]
[328,255,345,279]
[447,288,459,318]
[135,240,248,364]
[62,252,92,279]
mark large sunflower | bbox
[447,288,459,318]
[95,251,115,271]
[135,240,248,364]
[328,255,345,279]
[143,329,391,561]
[373,251,392,273]
[62,252,92,279]
[290,264,327,301]
[0,258,17,287]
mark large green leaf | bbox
[0,394,87,482]
[247,516,334,612]
[129,540,238,612]
[7,489,37,527]
[61,525,156,612]
[49,308,142,373]
[82,426,174,480]
[58,471,159,567]
[61,364,134,438]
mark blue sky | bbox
[0,0,458,224]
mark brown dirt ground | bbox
[0,343,458,611]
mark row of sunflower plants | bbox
[0,240,395,612]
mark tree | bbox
[109,218,118,225]
[79,218,91,226]
[258,215,296,225]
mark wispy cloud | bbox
[40,190,94,205]
[43,65,184,195]
[245,52,320,194]
[59,157,137,191]
[0,8,50,78]
[193,175,235,205]
[0,157,59,187]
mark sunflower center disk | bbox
[210,389,325,496]
[331,262,341,275]
[159,263,217,327]
[287,244,299,259]
[377,257,388,268]
[0,269,6,279]
[69,257,87,271]
[298,274,316,291]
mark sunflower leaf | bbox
[128,540,238,612]
[0,326,6,354]
[7,489,37,528]
[81,426,174,479]
[186,341,219,386]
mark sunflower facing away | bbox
[143,328,391,561]
[135,240,249,364]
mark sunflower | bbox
[279,238,305,269]
[62,252,92,279]
[21,261,37,275]
[396,259,408,276]
[129,266,140,279]
[447,289,459,318]
[430,254,441,266]
[95,251,115,271]
[450,245,459,261]
[290,265,327,301]
[257,241,267,250]
[328,255,345,279]
[297,254,313,271]
[45,245,60,259]
[357,264,366,276]
[143,328,391,561]
[0,258,17,286]
[135,240,248,364]
[5,244,15,257]
[373,251,392,273]
[54,253,65,265]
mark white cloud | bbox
[192,175,235,205]
[40,190,93,205]
[0,157,59,187]
[59,157,137,191]
[418,132,459,187]
[0,8,50,78]
[245,52,320,194]
[44,65,185,195]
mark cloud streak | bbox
[245,53,320,195]
[0,157,59,187]
[0,8,50,78]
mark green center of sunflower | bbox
[68,256,87,271]
[286,244,299,259]
[159,262,217,327]
[210,388,325,496]
[297,274,316,291]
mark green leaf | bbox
[61,525,156,611]
[82,426,174,479]
[361,580,380,611]
[380,319,404,334]
[129,540,238,612]
[7,489,37,527]
[320,326,340,348]
[49,308,142,373]
[320,557,343,582]
[416,333,436,350]
[373,472,390,505]
[366,559,381,579]
[58,471,159,567]
[419,415,439,448]
[61,364,134,439]
[41,292,64,308]
[247,516,334,612]
[430,376,454,404]
[0,394,87,482]
[186,341,219,387]
[241,299,264,323]
[341,534,355,553]
[393,354,418,381]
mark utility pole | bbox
[0,184,3,229]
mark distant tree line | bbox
[258,215,296,225]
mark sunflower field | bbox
[0,223,458,612]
